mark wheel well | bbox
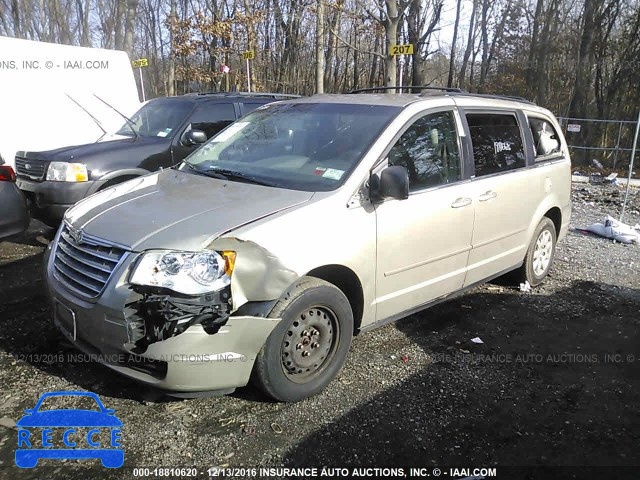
[99,175,138,191]
[544,207,562,237]
[306,265,364,335]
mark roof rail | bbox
[347,86,535,105]
[348,86,465,94]
[451,92,535,105]
[183,92,300,99]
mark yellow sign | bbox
[132,58,149,68]
[242,50,255,60]
[390,44,414,56]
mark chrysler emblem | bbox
[24,163,32,170]
[69,226,83,244]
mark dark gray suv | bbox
[16,93,297,226]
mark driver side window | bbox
[387,110,461,191]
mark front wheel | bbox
[515,217,557,287]
[252,276,353,402]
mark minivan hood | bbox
[65,169,315,251]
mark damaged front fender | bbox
[209,237,299,311]
[123,238,297,352]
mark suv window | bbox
[240,102,268,116]
[467,113,526,177]
[529,117,561,158]
[387,110,461,191]
[189,103,236,139]
[116,99,192,137]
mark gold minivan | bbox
[45,90,571,401]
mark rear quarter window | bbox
[467,113,526,177]
[528,117,562,159]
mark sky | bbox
[434,0,474,53]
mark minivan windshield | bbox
[181,102,399,191]
[116,98,193,138]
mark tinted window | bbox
[116,99,192,138]
[240,102,268,116]
[189,103,236,139]
[467,113,526,177]
[388,111,461,191]
[529,117,561,158]
[183,103,398,192]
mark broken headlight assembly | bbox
[130,250,236,295]
[126,249,237,350]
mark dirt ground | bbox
[0,183,638,480]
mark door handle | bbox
[451,197,472,208]
[478,190,497,202]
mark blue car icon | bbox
[15,391,124,468]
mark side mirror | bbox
[182,129,207,146]
[374,165,409,200]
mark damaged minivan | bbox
[44,91,571,402]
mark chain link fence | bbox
[557,116,638,175]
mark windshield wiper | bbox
[65,93,107,141]
[186,164,276,187]
[182,162,228,180]
[93,94,139,139]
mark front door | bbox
[374,109,474,321]
[172,102,237,163]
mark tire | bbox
[252,276,353,402]
[515,217,557,287]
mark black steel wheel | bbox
[252,276,353,402]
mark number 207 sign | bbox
[391,44,414,56]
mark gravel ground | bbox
[0,183,638,480]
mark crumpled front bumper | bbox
[44,242,280,393]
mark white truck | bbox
[0,36,141,167]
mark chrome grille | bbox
[53,224,128,298]
[15,156,48,181]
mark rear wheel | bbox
[252,276,353,402]
[515,217,557,287]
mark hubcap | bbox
[532,229,553,277]
[281,306,339,383]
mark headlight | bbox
[130,250,236,295]
[46,162,88,182]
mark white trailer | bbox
[0,36,141,167]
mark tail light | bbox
[0,165,17,182]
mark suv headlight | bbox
[46,162,88,182]
[130,250,236,295]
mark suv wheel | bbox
[252,276,353,402]
[516,217,557,287]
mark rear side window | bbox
[529,117,561,158]
[189,103,236,139]
[240,102,268,116]
[467,113,526,177]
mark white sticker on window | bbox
[157,131,168,137]
[494,141,512,154]
[322,168,344,180]
[212,122,249,142]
